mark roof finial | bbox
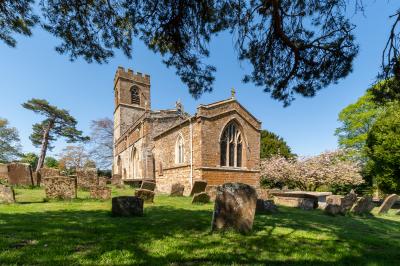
[231,87,236,99]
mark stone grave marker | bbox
[0,184,15,203]
[192,192,210,204]
[324,190,358,215]
[189,180,207,196]
[90,186,111,200]
[140,181,156,191]
[76,168,98,189]
[7,163,33,186]
[43,176,77,200]
[377,194,399,214]
[135,189,155,203]
[256,199,278,214]
[112,196,143,216]
[0,163,9,181]
[211,183,257,233]
[350,196,374,215]
[170,183,184,196]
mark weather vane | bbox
[231,87,236,99]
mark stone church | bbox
[113,67,261,195]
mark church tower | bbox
[113,66,151,142]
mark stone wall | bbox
[156,165,192,195]
[76,168,98,189]
[0,163,8,181]
[7,163,33,186]
[43,176,77,199]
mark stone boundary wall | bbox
[43,176,77,199]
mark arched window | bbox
[175,135,185,164]
[131,86,140,105]
[220,122,243,167]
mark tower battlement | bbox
[114,66,150,86]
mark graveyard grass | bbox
[1,187,400,265]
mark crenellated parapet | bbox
[114,66,150,86]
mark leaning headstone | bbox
[342,190,358,212]
[211,183,257,233]
[42,176,77,200]
[135,189,155,203]
[377,194,399,214]
[324,191,358,215]
[192,192,210,204]
[256,199,278,214]
[112,196,143,216]
[140,181,156,191]
[350,196,374,215]
[170,183,184,196]
[190,180,207,196]
[76,168,98,189]
[7,163,33,186]
[0,184,15,203]
[90,186,111,200]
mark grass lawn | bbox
[0,187,399,265]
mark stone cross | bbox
[231,87,236,99]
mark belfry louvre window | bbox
[220,122,243,167]
[131,86,140,105]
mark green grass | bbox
[1,187,399,265]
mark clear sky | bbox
[0,1,396,158]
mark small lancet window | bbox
[220,122,243,167]
[175,135,185,164]
[131,86,140,105]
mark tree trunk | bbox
[35,120,54,172]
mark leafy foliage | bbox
[22,98,89,171]
[260,130,294,159]
[44,156,59,169]
[261,150,363,191]
[2,1,360,105]
[20,152,39,170]
[0,118,21,163]
[58,145,91,170]
[335,90,384,160]
[366,103,400,194]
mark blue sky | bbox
[0,1,396,158]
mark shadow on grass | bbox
[0,204,399,265]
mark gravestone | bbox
[0,184,15,203]
[211,183,257,233]
[170,183,184,196]
[112,174,122,185]
[98,176,109,187]
[36,167,61,186]
[377,194,399,214]
[112,196,143,216]
[90,186,111,200]
[256,199,278,214]
[192,192,210,204]
[350,196,374,215]
[43,176,77,200]
[135,189,155,203]
[140,181,156,191]
[190,180,207,196]
[76,168,98,189]
[7,163,33,186]
[324,191,358,215]
[0,163,9,181]
[273,193,317,210]
[342,190,358,211]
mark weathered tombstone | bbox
[256,199,278,214]
[324,191,358,215]
[135,189,155,203]
[189,180,207,196]
[140,181,156,191]
[350,196,374,215]
[377,194,399,214]
[90,186,111,200]
[170,183,184,196]
[42,176,77,200]
[0,184,15,203]
[98,176,109,187]
[7,163,33,186]
[211,183,257,233]
[112,196,143,216]
[76,168,98,189]
[192,192,210,204]
[36,167,61,186]
[112,174,122,185]
[0,163,9,181]
[273,193,317,210]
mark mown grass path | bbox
[0,187,399,265]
